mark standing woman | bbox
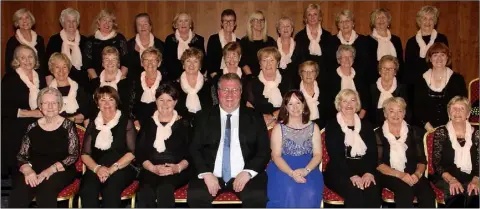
[2,45,46,177]
[164,12,205,82]
[276,16,300,87]
[239,10,276,77]
[206,9,240,79]
[79,86,137,208]
[298,61,326,129]
[8,87,80,208]
[127,13,165,83]
[83,9,129,83]
[366,8,404,84]
[46,8,88,88]
[5,8,48,83]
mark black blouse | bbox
[330,34,372,84]
[89,78,133,119]
[432,126,479,184]
[368,82,410,128]
[17,119,79,173]
[57,84,91,120]
[82,33,129,76]
[294,27,334,75]
[239,36,276,77]
[375,125,426,174]
[126,36,165,82]
[205,33,240,76]
[365,34,404,84]
[171,79,213,122]
[163,33,205,82]
[413,73,467,127]
[247,76,291,115]
[278,43,302,88]
[5,35,48,78]
[130,71,166,125]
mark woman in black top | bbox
[276,16,301,87]
[46,8,88,88]
[413,43,467,132]
[164,12,205,82]
[9,87,79,208]
[127,13,165,83]
[324,89,381,208]
[83,9,129,83]
[79,86,137,208]
[298,61,326,129]
[206,9,240,79]
[1,45,46,177]
[5,8,48,83]
[375,97,435,208]
[48,53,90,125]
[366,8,404,84]
[136,84,191,208]
[369,55,409,128]
[239,10,276,77]
[432,96,479,208]
[172,47,212,122]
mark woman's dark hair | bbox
[278,90,310,124]
[221,9,237,21]
[134,13,153,33]
[155,83,179,101]
[94,86,121,107]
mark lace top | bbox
[281,123,314,156]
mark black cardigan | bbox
[82,33,129,76]
[171,79,213,122]
[163,33,205,82]
[126,36,165,83]
[368,82,410,128]
[205,33,240,76]
[247,76,291,115]
[5,35,48,78]
[294,27,334,74]
[365,34,404,84]
[238,36,276,77]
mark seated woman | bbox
[131,47,165,129]
[375,97,435,207]
[48,52,90,126]
[248,46,291,128]
[267,90,323,208]
[79,86,137,208]
[432,96,479,208]
[369,55,409,128]
[136,84,191,208]
[9,87,79,208]
[324,89,381,208]
[171,47,212,122]
[298,61,326,129]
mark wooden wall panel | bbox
[1,1,478,83]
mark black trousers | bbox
[79,167,136,208]
[187,172,268,208]
[380,174,435,207]
[8,169,76,208]
[436,180,480,208]
[325,173,382,208]
[137,169,189,208]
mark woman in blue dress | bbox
[267,89,323,207]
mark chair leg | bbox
[78,197,82,208]
[68,196,73,208]
[130,194,136,208]
[321,200,324,208]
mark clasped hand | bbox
[24,167,55,187]
[350,173,376,190]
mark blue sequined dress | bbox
[266,123,324,208]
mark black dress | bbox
[126,36,165,83]
[247,76,291,115]
[432,126,479,208]
[9,119,79,208]
[238,36,276,77]
[130,71,167,127]
[365,34,404,84]
[330,34,372,84]
[205,33,240,76]
[413,72,467,128]
[88,77,133,119]
[375,125,435,207]
[5,35,48,79]
[171,79,213,122]
[135,117,191,207]
[82,33,129,78]
[163,33,205,82]
[324,118,381,208]
[79,113,137,208]
[57,84,91,121]
[1,71,46,176]
[46,33,89,88]
[368,82,409,128]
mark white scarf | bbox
[383,121,409,172]
[416,29,438,58]
[60,29,82,70]
[16,29,38,54]
[135,33,155,60]
[337,30,358,45]
[219,29,237,70]
[376,78,397,109]
[258,70,283,107]
[152,110,178,153]
[94,30,116,41]
[337,113,366,157]
[277,37,295,69]
[16,68,40,110]
[446,121,473,174]
[372,29,397,61]
[422,68,453,92]
[223,67,242,78]
[99,69,122,90]
[300,81,320,120]
[49,78,79,114]
[180,71,204,113]
[306,24,322,56]
[175,29,193,60]
[337,67,356,91]
[94,110,122,150]
[140,71,162,103]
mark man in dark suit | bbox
[187,73,271,207]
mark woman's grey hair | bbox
[11,45,40,70]
[37,87,64,111]
[59,8,80,28]
[336,44,356,61]
[416,5,440,28]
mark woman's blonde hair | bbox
[276,16,295,37]
[382,97,407,115]
[246,10,268,42]
[298,60,319,78]
[303,4,323,25]
[416,6,439,28]
[369,8,392,29]
[172,12,194,31]
[378,55,399,73]
[334,89,362,112]
[335,9,355,28]
[102,46,120,68]
[48,52,72,74]
[11,45,40,70]
[141,47,163,62]
[447,96,472,117]
[180,47,204,67]
[257,46,281,63]
[91,9,118,34]
[13,8,36,28]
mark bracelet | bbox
[177,164,182,173]
[93,165,101,173]
[113,163,120,171]
[305,167,312,173]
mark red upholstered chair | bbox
[468,78,479,125]
[424,128,444,206]
[320,128,345,207]
[174,184,242,204]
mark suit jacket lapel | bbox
[238,106,248,149]
[210,105,222,145]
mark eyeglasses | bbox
[339,20,352,25]
[41,102,59,106]
[252,18,265,23]
[222,20,236,25]
[142,59,159,64]
[301,70,316,75]
[103,58,118,63]
[218,87,241,95]
[381,67,396,72]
